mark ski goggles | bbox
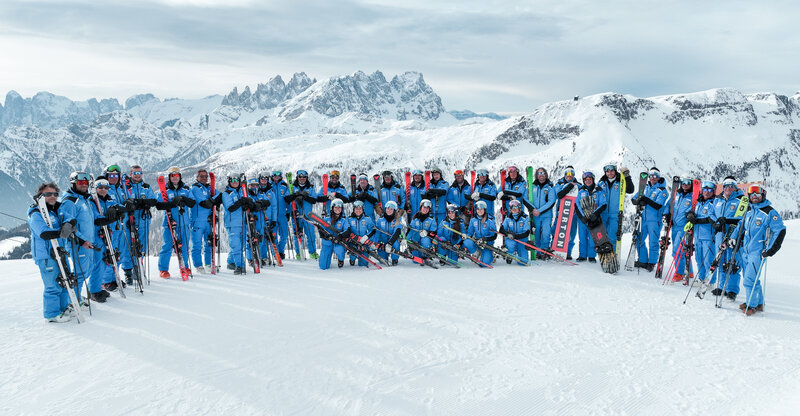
[722,178,737,188]
[536,170,547,177]
[701,181,716,190]
[509,200,522,209]
[648,170,661,178]
[107,173,120,178]
[296,170,308,177]
[477,169,489,177]
[507,166,519,173]
[420,200,432,208]
[330,170,340,178]
[382,170,393,177]
[564,168,575,177]
[453,170,464,176]
[680,179,693,186]
[603,164,616,172]
[272,170,282,177]
[582,171,595,179]
[412,169,423,176]
[446,204,458,212]
[42,192,59,197]
[747,184,765,195]
[384,201,398,210]
[331,199,344,208]
[474,201,487,210]
[105,164,121,173]
[95,183,110,190]
[229,177,240,183]
[353,200,365,208]
[131,171,143,176]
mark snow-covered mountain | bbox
[0,71,798,228]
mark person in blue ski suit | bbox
[351,174,380,220]
[347,200,377,266]
[222,174,252,274]
[99,164,136,285]
[59,172,98,302]
[190,169,217,273]
[375,201,404,265]
[406,170,426,219]
[631,168,669,271]
[28,183,79,322]
[287,170,317,258]
[575,172,607,262]
[711,176,747,299]
[684,181,718,285]
[89,179,127,298]
[255,174,274,263]
[125,165,157,262]
[447,170,471,218]
[318,170,350,214]
[266,170,291,258]
[498,166,528,220]
[525,167,556,256]
[665,178,698,280]
[463,201,497,266]
[726,185,785,315]
[379,171,405,219]
[469,169,498,220]
[317,199,350,270]
[437,204,466,263]
[156,167,196,277]
[424,168,449,225]
[597,163,635,253]
[552,166,580,259]
[244,178,269,266]
[500,199,530,265]
[409,199,437,260]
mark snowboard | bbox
[580,195,618,274]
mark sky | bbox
[0,0,797,113]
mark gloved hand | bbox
[384,244,392,253]
[588,213,598,223]
[497,191,505,200]
[419,230,428,238]
[327,193,336,200]
[727,238,736,248]
[172,196,185,207]
[713,219,725,233]
[106,205,121,220]
[199,199,214,209]
[124,199,138,211]
[399,240,408,252]
[59,222,75,239]
[471,191,480,201]
[631,196,641,206]
[686,212,697,222]
[358,235,368,244]
[506,232,514,239]
[620,166,630,176]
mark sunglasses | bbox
[42,192,59,197]
[96,185,110,190]
[681,180,692,185]
[131,171,143,176]
[107,174,120,178]
[230,179,240,183]
[537,172,546,176]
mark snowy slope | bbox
[1,222,799,415]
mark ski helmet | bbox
[420,199,432,208]
[296,169,308,177]
[353,200,365,209]
[701,180,716,191]
[330,170,340,178]
[453,169,464,177]
[69,171,91,184]
[258,172,270,181]
[272,170,282,177]
[603,162,617,172]
[509,200,522,210]
[477,168,489,177]
[648,167,660,178]
[507,166,519,174]
[431,167,442,176]
[228,173,243,184]
[331,198,344,208]
[475,200,487,211]
[94,178,110,189]
[680,176,694,186]
[582,171,595,180]
[104,164,121,175]
[382,170,393,178]
[385,201,398,211]
[446,203,458,212]
[358,174,368,183]
[412,169,423,176]
[564,166,575,177]
[167,166,181,177]
[722,177,737,188]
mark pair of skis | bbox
[90,183,129,294]
[661,179,701,285]
[156,176,192,280]
[624,172,649,271]
[304,212,384,269]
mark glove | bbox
[106,205,121,220]
[172,196,185,206]
[399,240,408,252]
[124,199,138,211]
[713,219,725,233]
[588,213,598,223]
[199,199,214,209]
[327,193,335,200]
[686,212,697,222]
[384,244,392,253]
[471,191,480,201]
[683,222,693,232]
[358,235,368,244]
[631,196,641,206]
[419,230,428,238]
[59,222,75,239]
[506,232,514,239]
[727,238,736,248]
[620,166,630,176]
[497,191,505,200]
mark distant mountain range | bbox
[0,71,797,229]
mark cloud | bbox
[0,0,797,112]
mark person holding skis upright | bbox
[100,164,136,286]
[667,177,697,281]
[712,176,746,300]
[425,167,449,224]
[126,165,157,265]
[28,183,80,322]
[597,163,634,252]
[447,170,471,216]
[407,170,426,218]
[318,170,349,214]
[631,168,669,272]
[267,170,291,260]
[500,200,530,265]
[498,165,527,217]
[190,169,217,274]
[553,166,580,259]
[317,199,350,270]
[288,170,317,259]
[89,179,126,298]
[470,169,498,219]
[221,174,249,274]
[685,181,718,286]
[352,174,379,220]
[155,167,196,278]
[378,170,404,216]
[59,172,96,300]
[575,172,606,263]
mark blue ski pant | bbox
[602,213,620,253]
[462,240,494,267]
[158,223,191,272]
[695,239,714,282]
[192,222,213,267]
[37,259,70,319]
[503,239,529,265]
[377,240,400,262]
[533,213,553,251]
[742,257,765,308]
[319,239,346,270]
[67,244,91,301]
[578,222,596,259]
[637,220,662,264]
[91,237,117,293]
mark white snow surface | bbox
[2,224,799,415]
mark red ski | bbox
[157,175,191,281]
